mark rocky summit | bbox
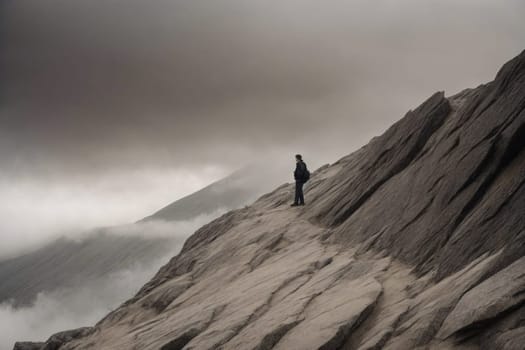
[15,50,525,350]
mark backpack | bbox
[303,166,310,182]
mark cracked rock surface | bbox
[15,50,525,350]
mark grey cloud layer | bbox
[2,0,525,176]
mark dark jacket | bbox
[294,161,307,182]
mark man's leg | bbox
[294,181,300,204]
[298,181,305,205]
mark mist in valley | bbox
[0,255,168,349]
[0,214,228,350]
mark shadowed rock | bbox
[437,256,525,340]
[13,343,45,350]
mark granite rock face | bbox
[13,328,94,350]
[13,343,45,350]
[16,50,525,349]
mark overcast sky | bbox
[1,0,524,255]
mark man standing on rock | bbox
[291,154,309,206]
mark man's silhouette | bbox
[291,154,308,206]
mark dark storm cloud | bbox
[2,0,525,176]
[1,0,351,175]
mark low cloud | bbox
[0,167,227,259]
[94,210,233,239]
[0,255,171,350]
[0,206,245,349]
[0,156,294,260]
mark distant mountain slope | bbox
[23,49,525,350]
[0,167,272,307]
[0,232,173,307]
[141,166,273,222]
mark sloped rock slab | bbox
[13,327,95,350]
[13,343,45,350]
[438,256,525,339]
[492,326,525,350]
[272,278,382,350]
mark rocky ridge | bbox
[16,50,525,350]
